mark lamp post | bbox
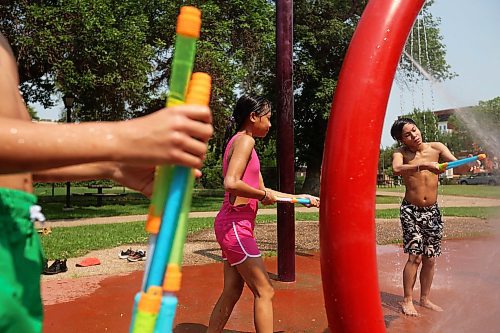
[63,93,75,210]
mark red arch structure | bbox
[319,0,425,331]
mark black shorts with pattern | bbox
[400,199,443,257]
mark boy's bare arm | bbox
[434,142,457,162]
[392,150,419,175]
[0,105,212,174]
[32,163,115,183]
[33,162,156,197]
[433,142,471,174]
[1,32,213,177]
[392,149,442,175]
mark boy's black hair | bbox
[390,117,416,141]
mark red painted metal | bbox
[319,0,425,331]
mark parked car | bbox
[458,172,500,185]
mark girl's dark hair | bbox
[232,95,271,130]
[390,117,416,141]
[222,95,271,150]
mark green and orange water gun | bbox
[129,6,211,333]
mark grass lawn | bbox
[380,184,500,199]
[41,207,500,259]
[35,187,401,220]
[35,185,500,259]
[36,189,223,220]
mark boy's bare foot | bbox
[420,299,443,312]
[400,300,419,316]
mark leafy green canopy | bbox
[1,1,162,120]
[294,0,453,193]
[1,1,455,194]
[379,95,500,174]
[0,0,274,126]
[446,97,500,155]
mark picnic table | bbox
[83,185,125,206]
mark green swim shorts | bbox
[0,188,44,333]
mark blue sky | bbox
[35,1,500,148]
[382,0,500,147]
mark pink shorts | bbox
[214,218,261,266]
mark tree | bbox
[27,105,39,121]
[445,97,500,156]
[0,0,275,127]
[2,1,456,194]
[294,0,454,195]
[190,0,275,156]
[468,98,500,156]
[1,1,164,120]
[407,109,444,143]
[293,0,364,195]
[444,114,475,155]
[378,146,394,175]
[397,1,456,84]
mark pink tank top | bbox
[215,133,261,222]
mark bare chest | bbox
[403,145,439,164]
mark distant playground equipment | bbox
[320,0,428,332]
[438,153,486,171]
[129,7,211,333]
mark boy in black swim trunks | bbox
[390,117,463,317]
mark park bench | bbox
[74,185,127,206]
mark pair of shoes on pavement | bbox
[119,248,146,262]
[43,259,68,275]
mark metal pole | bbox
[65,181,71,208]
[276,0,295,282]
[64,103,72,209]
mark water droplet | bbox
[10,128,18,134]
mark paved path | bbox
[38,190,500,228]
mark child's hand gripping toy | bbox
[438,154,486,171]
[130,7,211,333]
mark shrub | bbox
[200,150,224,189]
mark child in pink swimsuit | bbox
[214,132,262,265]
[208,95,319,333]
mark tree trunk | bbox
[301,157,321,196]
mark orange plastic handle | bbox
[177,6,202,38]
